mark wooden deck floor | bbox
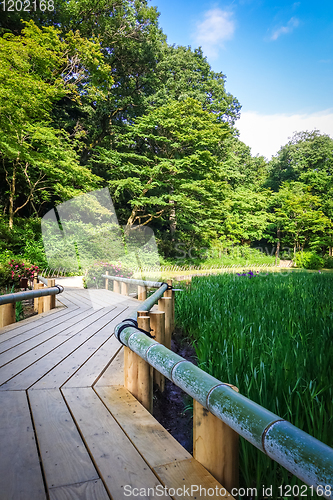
[0,288,233,500]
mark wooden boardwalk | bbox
[0,287,233,500]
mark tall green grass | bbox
[175,271,333,499]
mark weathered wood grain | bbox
[94,347,124,387]
[153,459,235,500]
[96,386,191,468]
[30,308,123,390]
[49,479,110,500]
[0,391,46,500]
[0,308,118,390]
[29,388,99,489]
[62,387,169,500]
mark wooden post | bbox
[113,280,120,294]
[193,386,239,494]
[37,283,44,314]
[137,310,148,317]
[33,273,39,313]
[0,303,16,328]
[105,270,109,290]
[121,281,129,296]
[158,297,173,349]
[138,285,147,301]
[149,311,165,392]
[44,279,55,311]
[124,314,153,412]
[163,279,174,333]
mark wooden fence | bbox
[0,274,63,328]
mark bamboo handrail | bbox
[101,275,163,288]
[37,274,49,285]
[0,285,64,305]
[114,284,333,493]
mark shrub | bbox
[0,261,12,289]
[23,239,48,268]
[83,261,133,288]
[7,259,39,287]
[295,251,324,270]
[323,255,333,269]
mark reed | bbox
[175,271,333,499]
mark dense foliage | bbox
[84,261,133,288]
[175,272,333,498]
[0,2,332,268]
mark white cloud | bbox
[193,8,235,59]
[271,17,299,41]
[236,110,333,159]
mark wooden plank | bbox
[62,387,170,500]
[0,305,74,345]
[30,308,123,390]
[68,289,117,308]
[28,389,99,489]
[0,308,114,387]
[95,347,124,387]
[193,400,239,493]
[0,307,120,390]
[60,290,100,308]
[0,307,99,361]
[49,479,110,500]
[153,459,235,500]
[63,308,131,388]
[0,391,46,500]
[96,386,191,468]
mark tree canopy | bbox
[0,2,332,264]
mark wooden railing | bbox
[0,274,63,328]
[108,276,333,498]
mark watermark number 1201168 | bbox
[2,0,54,11]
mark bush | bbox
[0,216,43,255]
[0,255,39,290]
[8,259,39,287]
[0,261,12,289]
[323,255,333,269]
[23,239,48,268]
[295,251,324,270]
[83,261,133,288]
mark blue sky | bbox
[150,0,333,158]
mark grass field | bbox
[175,271,333,499]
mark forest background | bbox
[1,0,333,278]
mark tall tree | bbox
[149,45,241,124]
[268,182,331,258]
[268,130,333,254]
[0,21,107,227]
[90,98,231,252]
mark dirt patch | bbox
[153,329,197,453]
[22,300,37,320]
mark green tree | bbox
[0,21,108,227]
[221,188,271,245]
[90,98,231,253]
[150,45,241,124]
[269,182,331,258]
[268,130,333,255]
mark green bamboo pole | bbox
[114,284,333,492]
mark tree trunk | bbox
[329,246,333,258]
[8,164,16,230]
[275,228,281,266]
[169,189,176,241]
